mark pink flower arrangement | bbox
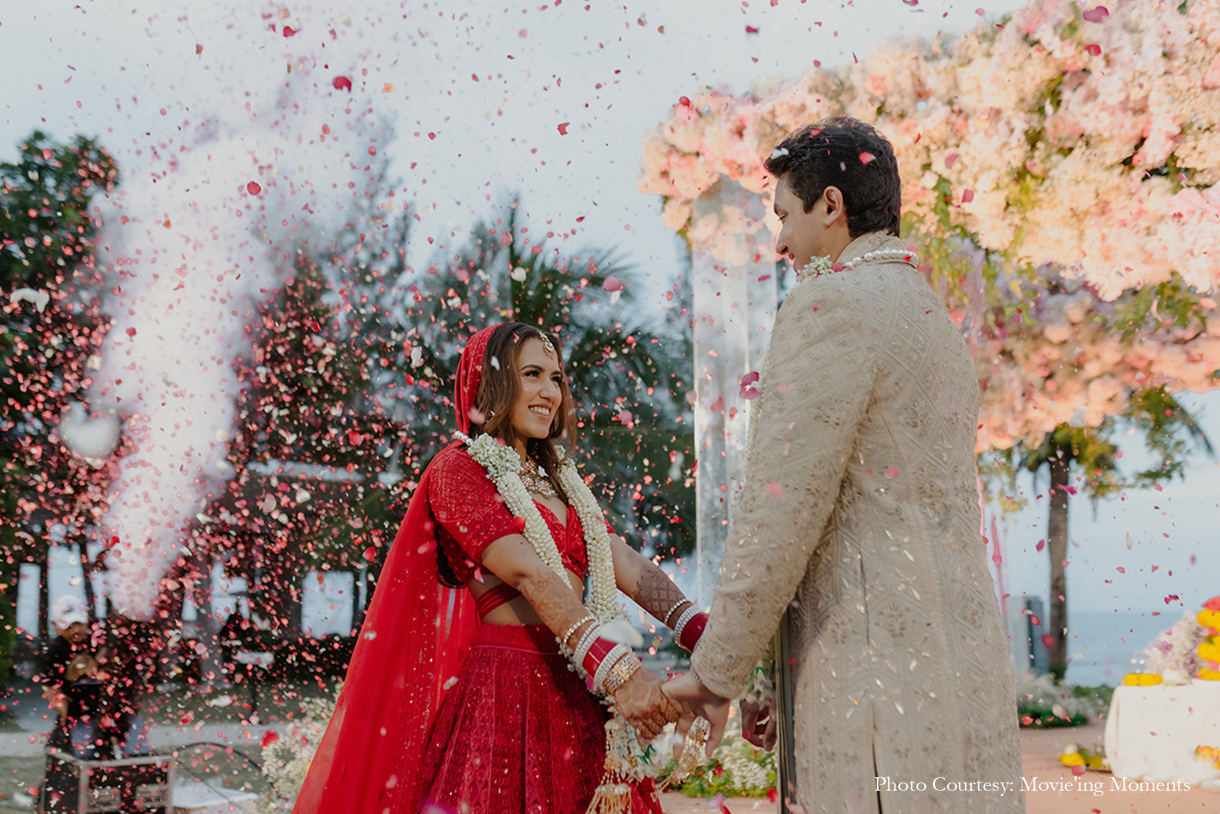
[639,0,1220,451]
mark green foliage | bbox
[340,202,696,557]
[0,130,117,289]
[204,254,408,629]
[1109,277,1209,339]
[1016,673,1112,728]
[1126,386,1214,480]
[659,718,777,798]
[0,131,120,681]
[987,385,1213,510]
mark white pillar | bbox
[690,179,777,609]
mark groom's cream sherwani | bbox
[692,232,1025,813]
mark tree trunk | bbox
[0,558,19,691]
[78,542,96,624]
[37,559,49,649]
[1047,449,1071,681]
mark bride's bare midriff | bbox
[468,492,583,626]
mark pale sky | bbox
[3,0,1216,641]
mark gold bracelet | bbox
[602,652,641,694]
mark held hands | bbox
[660,671,731,757]
[740,697,779,751]
[611,668,679,743]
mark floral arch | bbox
[637,0,1220,597]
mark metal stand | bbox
[41,751,173,814]
[776,611,798,814]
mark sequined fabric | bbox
[692,232,1026,813]
[411,624,662,814]
[429,445,590,583]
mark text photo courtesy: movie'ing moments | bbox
[2,0,1220,812]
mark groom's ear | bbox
[822,186,848,227]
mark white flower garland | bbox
[458,431,627,633]
[457,431,655,783]
[796,246,918,281]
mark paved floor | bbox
[661,723,1220,814]
[6,681,1220,814]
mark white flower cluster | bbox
[1014,672,1105,719]
[741,657,777,709]
[972,279,1220,451]
[687,716,777,796]
[249,689,340,814]
[1143,609,1207,682]
[639,0,1220,297]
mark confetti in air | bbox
[90,11,385,620]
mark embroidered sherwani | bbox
[692,233,1025,814]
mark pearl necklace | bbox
[797,246,918,281]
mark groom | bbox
[664,119,1025,813]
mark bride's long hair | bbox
[473,322,578,500]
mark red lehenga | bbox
[294,326,662,814]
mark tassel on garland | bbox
[585,780,633,814]
[657,716,711,792]
[587,712,649,814]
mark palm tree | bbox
[337,202,696,559]
[1018,387,1212,680]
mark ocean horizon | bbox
[1061,609,1183,688]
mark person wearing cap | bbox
[39,595,104,758]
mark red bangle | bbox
[582,636,617,676]
[678,612,708,652]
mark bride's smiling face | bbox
[509,337,564,441]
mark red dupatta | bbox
[294,326,501,814]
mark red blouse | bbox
[427,445,592,584]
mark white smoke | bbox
[58,403,121,466]
[91,8,386,620]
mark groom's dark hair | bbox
[764,117,901,238]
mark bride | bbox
[294,323,710,814]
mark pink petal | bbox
[332,76,352,92]
[1082,6,1109,22]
